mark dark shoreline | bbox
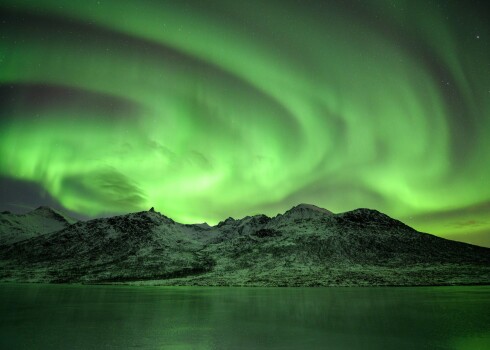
[1,281,490,288]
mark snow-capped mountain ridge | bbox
[0,206,77,245]
[0,204,489,286]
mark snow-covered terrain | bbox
[0,205,489,286]
[0,206,77,245]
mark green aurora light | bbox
[0,0,489,246]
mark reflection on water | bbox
[0,284,489,349]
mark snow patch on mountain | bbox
[0,206,77,245]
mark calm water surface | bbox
[0,283,489,349]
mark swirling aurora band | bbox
[0,0,489,246]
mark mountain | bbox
[0,206,77,246]
[0,205,489,286]
[0,210,215,283]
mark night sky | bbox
[0,1,489,247]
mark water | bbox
[0,284,489,349]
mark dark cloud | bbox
[148,141,176,159]
[445,228,490,248]
[0,83,143,122]
[411,201,490,224]
[61,167,146,214]
[0,176,86,219]
[0,170,146,219]
[451,220,487,229]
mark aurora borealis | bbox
[0,1,489,246]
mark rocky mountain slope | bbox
[0,206,77,246]
[0,204,489,286]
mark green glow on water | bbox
[0,284,489,349]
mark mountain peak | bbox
[271,203,333,224]
[292,203,333,213]
[194,222,210,229]
[343,208,389,217]
[0,206,76,245]
[283,203,333,216]
[217,217,236,227]
[31,206,59,216]
[131,209,174,224]
[336,208,407,228]
[29,206,78,224]
[33,205,53,211]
